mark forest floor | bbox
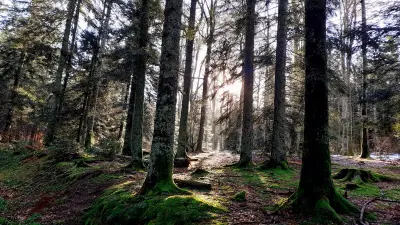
[0,144,399,225]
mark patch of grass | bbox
[233,166,297,190]
[82,186,226,225]
[0,148,42,188]
[384,188,400,201]
[232,191,246,202]
[338,183,381,198]
[90,173,121,184]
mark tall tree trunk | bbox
[122,73,136,155]
[264,1,273,153]
[138,0,185,195]
[84,0,113,149]
[360,0,369,158]
[176,0,196,162]
[61,0,82,115]
[3,53,25,141]
[290,0,357,221]
[118,82,131,140]
[265,0,289,169]
[196,4,215,153]
[238,0,255,166]
[130,0,150,168]
[46,0,77,144]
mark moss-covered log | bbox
[174,157,190,168]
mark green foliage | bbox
[232,191,246,202]
[82,187,226,225]
[0,147,41,188]
[0,197,7,212]
[89,140,120,160]
[0,214,42,225]
[48,139,83,162]
[384,188,400,200]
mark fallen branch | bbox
[174,178,211,190]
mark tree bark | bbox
[46,0,77,144]
[360,0,369,158]
[122,73,136,155]
[291,0,358,221]
[176,0,197,161]
[84,0,113,149]
[265,0,289,169]
[130,0,150,168]
[3,53,25,141]
[238,0,255,166]
[196,3,215,153]
[138,0,186,195]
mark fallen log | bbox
[174,158,190,168]
[174,178,211,190]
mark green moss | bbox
[0,197,7,212]
[384,188,400,200]
[82,186,226,225]
[351,184,380,198]
[313,198,342,223]
[90,174,121,184]
[146,180,191,196]
[364,212,377,221]
[232,191,246,202]
[191,168,210,177]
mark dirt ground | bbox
[1,149,399,225]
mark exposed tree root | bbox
[282,188,359,224]
[137,179,191,196]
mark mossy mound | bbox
[232,191,246,202]
[191,168,210,176]
[82,187,226,225]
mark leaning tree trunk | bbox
[265,0,289,169]
[238,0,255,166]
[176,0,197,162]
[290,0,358,222]
[360,0,369,158]
[130,0,150,169]
[138,0,186,195]
[46,0,77,145]
[195,7,215,153]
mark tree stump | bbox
[333,168,391,184]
